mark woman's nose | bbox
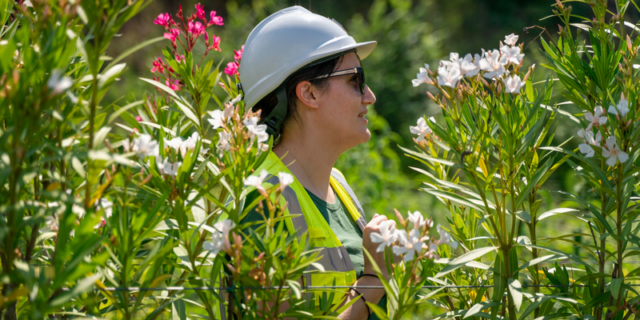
[362,85,376,105]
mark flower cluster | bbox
[126,131,206,177]
[153,3,223,52]
[370,210,458,262]
[577,101,630,167]
[224,45,244,77]
[150,57,182,91]
[150,3,224,91]
[207,96,270,158]
[413,33,526,93]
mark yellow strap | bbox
[329,175,362,223]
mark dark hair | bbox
[252,53,348,135]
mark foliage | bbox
[392,0,640,319]
[4,0,640,319]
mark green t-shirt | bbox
[242,187,386,319]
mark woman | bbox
[239,6,394,319]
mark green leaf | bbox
[610,278,623,299]
[434,246,498,278]
[98,63,126,89]
[49,273,101,307]
[538,208,580,221]
[508,278,523,310]
[464,301,501,318]
[108,100,144,124]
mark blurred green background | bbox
[105,0,626,266]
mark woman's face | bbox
[315,52,376,150]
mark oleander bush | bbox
[2,0,640,319]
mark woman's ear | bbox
[295,81,321,110]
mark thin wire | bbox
[74,284,640,292]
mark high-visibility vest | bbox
[256,151,368,309]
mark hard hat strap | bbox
[262,82,288,144]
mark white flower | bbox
[370,220,398,253]
[157,157,182,176]
[407,211,425,230]
[479,49,506,79]
[230,94,242,106]
[216,131,232,157]
[277,172,294,191]
[504,75,525,94]
[602,136,628,167]
[165,132,201,157]
[204,219,236,256]
[437,64,462,88]
[47,69,73,95]
[214,219,236,236]
[412,64,434,87]
[608,99,629,118]
[459,54,479,77]
[410,117,435,142]
[585,106,607,130]
[504,33,519,46]
[244,170,269,192]
[449,52,460,61]
[208,110,225,129]
[392,229,424,262]
[429,224,458,251]
[244,116,269,144]
[578,130,601,158]
[132,134,159,158]
[500,45,524,65]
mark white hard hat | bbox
[239,6,377,111]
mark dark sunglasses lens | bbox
[358,68,366,94]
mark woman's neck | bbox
[272,131,342,203]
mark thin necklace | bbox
[283,146,331,201]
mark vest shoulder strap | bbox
[330,168,368,232]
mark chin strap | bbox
[262,83,288,144]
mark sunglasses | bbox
[309,67,366,95]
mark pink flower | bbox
[164,32,176,42]
[195,3,206,20]
[188,21,205,36]
[166,79,181,91]
[135,115,142,122]
[176,54,185,63]
[154,13,172,28]
[224,62,239,76]
[234,45,244,61]
[210,35,221,52]
[151,58,165,73]
[209,11,223,26]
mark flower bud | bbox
[394,208,405,227]
[556,0,564,9]
[427,91,437,101]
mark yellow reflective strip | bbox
[330,176,361,223]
